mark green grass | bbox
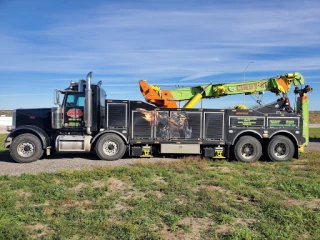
[0,156,319,239]
[0,134,8,159]
[0,133,320,239]
[0,134,8,150]
[310,128,320,141]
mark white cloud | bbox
[0,0,319,81]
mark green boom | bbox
[169,72,305,101]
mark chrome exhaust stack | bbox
[85,72,93,135]
[78,79,85,92]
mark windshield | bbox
[65,93,85,107]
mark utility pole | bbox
[243,61,254,105]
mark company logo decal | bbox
[67,108,83,118]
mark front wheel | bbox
[234,136,262,162]
[267,136,294,162]
[10,133,43,163]
[96,134,126,161]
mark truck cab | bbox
[5,72,109,162]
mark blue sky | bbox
[0,0,319,110]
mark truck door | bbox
[63,93,85,129]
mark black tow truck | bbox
[4,72,310,163]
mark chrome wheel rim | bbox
[241,143,254,159]
[17,142,35,158]
[102,141,118,156]
[273,143,289,159]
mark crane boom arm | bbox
[139,72,305,108]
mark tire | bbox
[96,134,126,161]
[234,136,262,162]
[10,133,44,163]
[267,136,294,162]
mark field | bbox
[310,112,320,124]
[0,110,12,116]
[0,133,319,239]
[310,128,320,140]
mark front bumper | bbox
[4,136,12,148]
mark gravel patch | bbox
[305,142,320,151]
[0,142,319,176]
[0,153,179,176]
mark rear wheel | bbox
[96,134,126,161]
[10,133,43,163]
[267,136,294,162]
[234,136,262,162]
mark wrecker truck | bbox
[4,72,312,163]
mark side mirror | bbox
[54,90,60,105]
